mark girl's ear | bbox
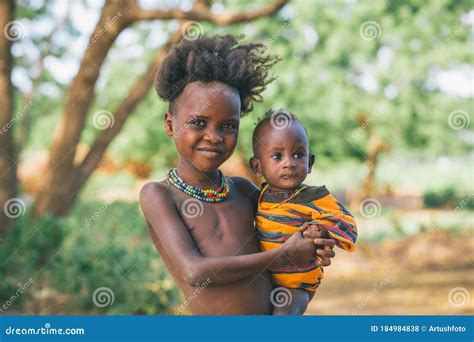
[308,153,315,173]
[164,111,173,136]
[249,157,262,177]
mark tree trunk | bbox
[0,0,16,235]
[34,0,132,216]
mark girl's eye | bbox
[293,152,304,158]
[221,123,236,130]
[190,119,206,129]
[271,153,282,160]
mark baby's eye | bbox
[293,151,305,158]
[271,153,282,160]
[190,119,206,129]
[221,122,237,130]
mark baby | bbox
[250,108,358,315]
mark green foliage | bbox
[15,0,472,167]
[0,202,181,314]
[423,186,473,209]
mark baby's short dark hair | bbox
[252,108,307,156]
[155,34,279,116]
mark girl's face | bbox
[164,81,241,172]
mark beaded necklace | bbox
[167,168,230,203]
[258,183,308,209]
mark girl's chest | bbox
[179,197,258,256]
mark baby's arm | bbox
[272,288,315,315]
[139,182,316,287]
[309,195,358,252]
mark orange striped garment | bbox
[256,185,357,292]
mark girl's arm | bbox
[140,182,315,287]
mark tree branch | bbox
[77,29,183,180]
[130,0,288,25]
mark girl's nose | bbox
[203,130,223,144]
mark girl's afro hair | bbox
[155,34,280,116]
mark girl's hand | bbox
[278,232,316,267]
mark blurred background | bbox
[0,0,472,315]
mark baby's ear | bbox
[308,153,315,173]
[164,112,173,136]
[249,157,262,177]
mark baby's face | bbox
[252,121,313,192]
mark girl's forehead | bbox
[182,81,239,100]
[175,81,241,118]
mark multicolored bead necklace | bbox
[258,183,308,209]
[167,168,230,203]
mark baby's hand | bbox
[301,222,329,240]
[301,223,335,267]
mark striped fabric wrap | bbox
[256,185,358,292]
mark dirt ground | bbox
[306,229,473,315]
